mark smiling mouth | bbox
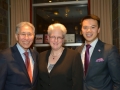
[86,33,92,37]
[53,43,58,45]
[23,42,30,44]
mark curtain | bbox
[90,0,112,44]
[10,0,30,46]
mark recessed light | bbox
[54,12,59,15]
[49,1,52,3]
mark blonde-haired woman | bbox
[37,23,83,90]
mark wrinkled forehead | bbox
[19,25,34,33]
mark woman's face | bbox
[48,29,64,50]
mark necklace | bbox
[52,55,58,59]
[51,48,64,60]
[51,52,61,59]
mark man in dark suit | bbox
[0,22,39,90]
[76,15,120,90]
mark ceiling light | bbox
[65,13,68,17]
[65,7,70,13]
[54,12,59,15]
[49,1,52,3]
[75,26,78,30]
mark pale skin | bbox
[81,19,100,44]
[15,25,35,51]
[48,29,65,64]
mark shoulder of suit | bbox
[66,48,79,54]
[75,44,84,51]
[104,43,116,51]
[76,45,83,49]
[40,50,49,55]
[29,48,39,56]
[0,48,12,55]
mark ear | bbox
[98,28,100,33]
[15,34,18,41]
[62,38,65,44]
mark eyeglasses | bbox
[49,36,64,40]
[18,33,34,37]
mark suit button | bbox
[48,84,50,86]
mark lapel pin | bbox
[98,49,101,52]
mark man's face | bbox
[81,19,100,44]
[15,25,34,51]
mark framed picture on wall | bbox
[44,34,49,44]
[35,34,43,43]
[65,34,75,43]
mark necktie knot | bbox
[24,52,29,69]
[24,52,29,57]
[86,44,91,49]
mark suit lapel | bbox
[49,48,67,75]
[11,45,30,80]
[30,49,38,84]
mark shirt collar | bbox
[85,38,98,48]
[16,43,30,55]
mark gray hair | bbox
[16,22,35,34]
[47,23,67,37]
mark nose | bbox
[24,34,29,39]
[87,27,91,32]
[54,37,58,41]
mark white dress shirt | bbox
[81,38,98,70]
[16,43,34,76]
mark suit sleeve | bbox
[0,53,7,90]
[107,46,120,90]
[72,52,83,90]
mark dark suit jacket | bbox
[37,48,83,90]
[0,44,39,90]
[76,40,120,90]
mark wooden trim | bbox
[88,0,90,14]
[30,0,32,23]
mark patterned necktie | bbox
[24,52,32,82]
[84,44,91,76]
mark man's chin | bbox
[23,45,31,49]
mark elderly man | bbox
[0,22,39,90]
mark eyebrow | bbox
[83,25,97,27]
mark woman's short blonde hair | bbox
[47,23,67,37]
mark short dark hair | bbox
[80,15,100,28]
